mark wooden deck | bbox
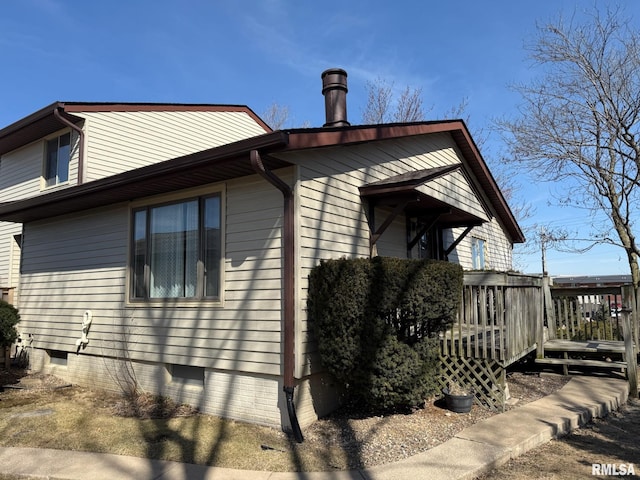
[440,274,639,410]
[439,272,542,411]
[441,324,537,365]
[536,339,629,370]
[536,283,638,384]
[543,339,627,354]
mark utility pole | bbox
[540,226,548,276]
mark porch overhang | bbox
[359,165,490,255]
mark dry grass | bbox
[0,381,316,471]
[0,368,570,473]
[0,372,362,472]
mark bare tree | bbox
[362,77,425,123]
[393,85,424,123]
[262,102,290,130]
[497,6,640,288]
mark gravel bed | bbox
[303,371,570,469]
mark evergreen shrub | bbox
[308,257,463,411]
[0,301,20,348]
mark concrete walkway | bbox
[0,376,629,480]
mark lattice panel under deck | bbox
[439,356,507,412]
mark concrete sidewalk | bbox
[0,376,629,480]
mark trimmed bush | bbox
[308,257,462,411]
[0,301,20,348]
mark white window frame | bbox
[43,132,71,188]
[471,237,486,270]
[128,185,225,305]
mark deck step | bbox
[535,358,627,369]
[543,339,628,354]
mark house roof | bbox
[0,116,525,243]
[0,102,271,156]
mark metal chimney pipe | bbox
[321,68,350,127]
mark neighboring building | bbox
[0,69,524,433]
[552,275,632,312]
[552,275,632,287]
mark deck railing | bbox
[441,272,542,367]
[548,285,626,342]
[543,282,638,396]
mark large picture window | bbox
[44,132,71,187]
[131,194,222,300]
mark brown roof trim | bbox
[284,121,465,150]
[284,121,525,243]
[63,103,255,112]
[0,102,85,155]
[0,102,271,156]
[0,131,289,223]
[360,165,462,195]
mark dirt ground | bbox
[478,396,640,480]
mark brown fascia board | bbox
[0,102,271,156]
[0,102,84,156]
[283,121,525,244]
[359,164,462,194]
[0,131,289,223]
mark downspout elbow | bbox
[53,107,85,185]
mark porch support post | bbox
[407,214,443,253]
[369,199,409,256]
[444,225,474,260]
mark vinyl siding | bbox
[417,169,489,221]
[450,218,513,271]
[0,129,82,201]
[276,133,514,376]
[0,222,21,289]
[81,110,267,180]
[0,111,266,199]
[17,173,289,378]
[0,109,266,295]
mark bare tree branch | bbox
[262,102,290,130]
[496,6,640,286]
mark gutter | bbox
[250,149,303,443]
[54,107,85,184]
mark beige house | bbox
[0,70,523,437]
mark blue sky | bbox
[1,0,638,276]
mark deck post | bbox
[537,276,549,358]
[622,285,638,398]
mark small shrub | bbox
[112,392,198,419]
[364,335,442,410]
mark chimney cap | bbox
[321,68,349,127]
[321,68,348,94]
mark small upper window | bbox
[44,133,71,187]
[471,237,486,270]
